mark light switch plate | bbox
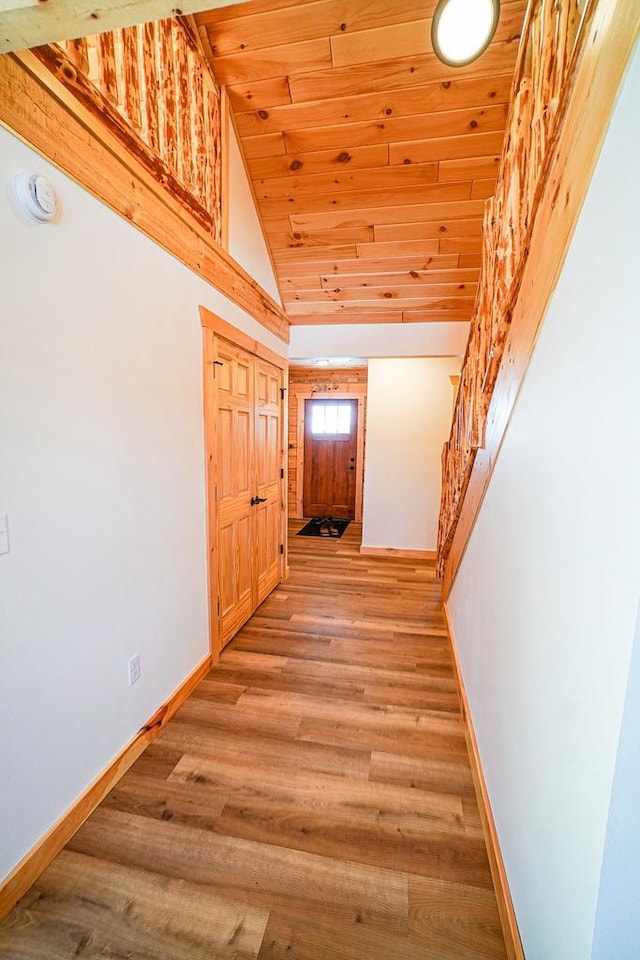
[0,513,9,555]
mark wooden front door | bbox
[303,398,358,519]
[214,337,283,649]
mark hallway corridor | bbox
[0,523,506,959]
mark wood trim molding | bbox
[0,50,289,345]
[360,546,437,561]
[220,86,231,251]
[199,306,288,370]
[442,603,524,960]
[0,654,212,923]
[0,0,251,56]
[202,327,221,660]
[442,0,640,597]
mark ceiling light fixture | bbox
[431,0,500,67]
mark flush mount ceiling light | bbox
[431,0,500,67]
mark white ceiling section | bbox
[288,320,469,362]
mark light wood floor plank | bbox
[0,519,506,958]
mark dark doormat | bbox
[296,518,351,539]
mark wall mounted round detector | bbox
[14,173,58,223]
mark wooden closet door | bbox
[212,337,284,650]
[215,338,254,648]
[254,358,282,605]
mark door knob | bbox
[251,496,268,505]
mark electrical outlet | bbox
[128,654,141,687]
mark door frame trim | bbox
[200,307,288,371]
[295,386,366,522]
[200,306,288,661]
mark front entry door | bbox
[303,399,358,519]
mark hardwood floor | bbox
[0,522,506,959]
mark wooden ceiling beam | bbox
[0,0,250,55]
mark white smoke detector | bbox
[14,173,58,223]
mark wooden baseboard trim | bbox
[360,545,437,561]
[0,653,211,923]
[442,602,524,960]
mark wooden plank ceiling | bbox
[195,0,526,326]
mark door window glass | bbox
[311,402,352,435]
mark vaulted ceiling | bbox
[194,0,525,326]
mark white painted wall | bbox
[447,49,640,959]
[227,121,281,304]
[0,126,285,883]
[289,321,469,361]
[362,358,460,552]
[592,602,640,959]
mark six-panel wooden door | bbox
[213,337,284,650]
